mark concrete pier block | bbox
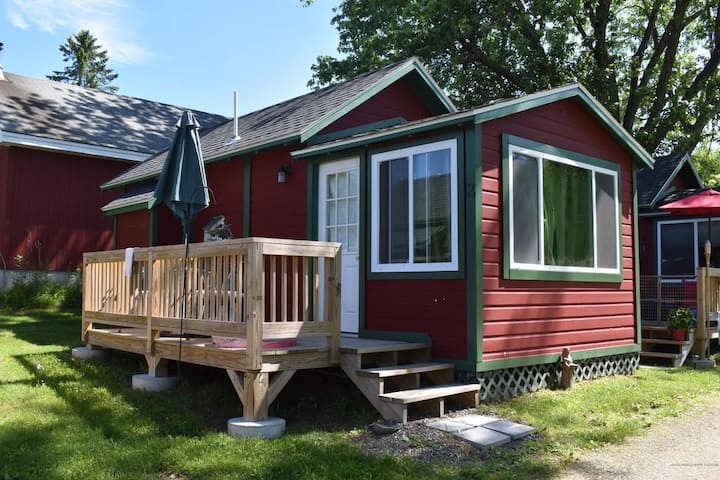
[227,417,286,439]
[71,346,107,361]
[131,374,177,392]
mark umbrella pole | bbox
[177,224,190,385]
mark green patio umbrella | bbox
[150,110,210,243]
[149,111,210,380]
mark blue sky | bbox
[1,0,341,117]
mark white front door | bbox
[318,158,360,335]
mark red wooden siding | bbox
[318,78,433,135]
[156,206,184,246]
[365,280,467,360]
[151,156,248,246]
[250,146,307,239]
[0,146,126,271]
[481,98,637,361]
[116,209,150,248]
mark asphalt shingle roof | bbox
[102,57,439,189]
[637,153,697,207]
[0,70,228,155]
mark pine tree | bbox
[47,30,118,93]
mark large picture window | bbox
[505,136,621,281]
[371,139,458,273]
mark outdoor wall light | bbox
[277,165,292,184]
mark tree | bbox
[309,0,720,156]
[47,30,118,93]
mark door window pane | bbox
[337,172,348,197]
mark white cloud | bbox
[6,0,151,64]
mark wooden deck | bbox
[82,237,342,420]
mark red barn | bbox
[103,59,653,399]
[0,69,226,287]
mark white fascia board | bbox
[0,130,149,162]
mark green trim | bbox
[243,157,251,237]
[476,344,641,372]
[102,200,150,216]
[293,84,654,169]
[471,84,653,169]
[502,134,624,283]
[359,148,368,334]
[101,135,300,191]
[292,113,474,160]
[633,168,643,344]
[465,123,484,368]
[149,208,158,247]
[306,117,407,146]
[306,162,318,240]
[366,131,466,280]
[300,60,456,143]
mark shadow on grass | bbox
[0,309,80,348]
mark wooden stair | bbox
[340,339,479,423]
[640,325,696,367]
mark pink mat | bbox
[213,338,297,349]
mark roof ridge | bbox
[4,70,227,120]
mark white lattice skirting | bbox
[477,353,640,402]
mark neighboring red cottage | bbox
[103,59,653,400]
[0,68,226,286]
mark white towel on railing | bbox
[124,247,135,276]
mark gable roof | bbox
[101,57,455,189]
[637,153,703,208]
[0,70,228,161]
[293,83,654,169]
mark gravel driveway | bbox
[558,392,720,480]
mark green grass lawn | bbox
[1,310,719,480]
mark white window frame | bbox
[656,218,703,278]
[370,138,458,273]
[508,144,621,275]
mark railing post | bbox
[81,255,91,344]
[146,252,155,354]
[325,247,342,364]
[245,241,265,371]
[695,268,705,356]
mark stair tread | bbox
[379,383,478,404]
[641,338,690,346]
[641,325,670,332]
[340,341,430,355]
[357,362,455,378]
[640,351,682,359]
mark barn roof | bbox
[0,70,227,160]
[101,57,454,190]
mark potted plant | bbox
[667,307,693,341]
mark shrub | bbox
[0,273,81,311]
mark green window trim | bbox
[502,134,623,283]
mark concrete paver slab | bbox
[454,427,511,449]
[456,414,498,427]
[484,420,536,440]
[427,419,475,433]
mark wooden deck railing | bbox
[82,237,342,369]
[695,267,720,357]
